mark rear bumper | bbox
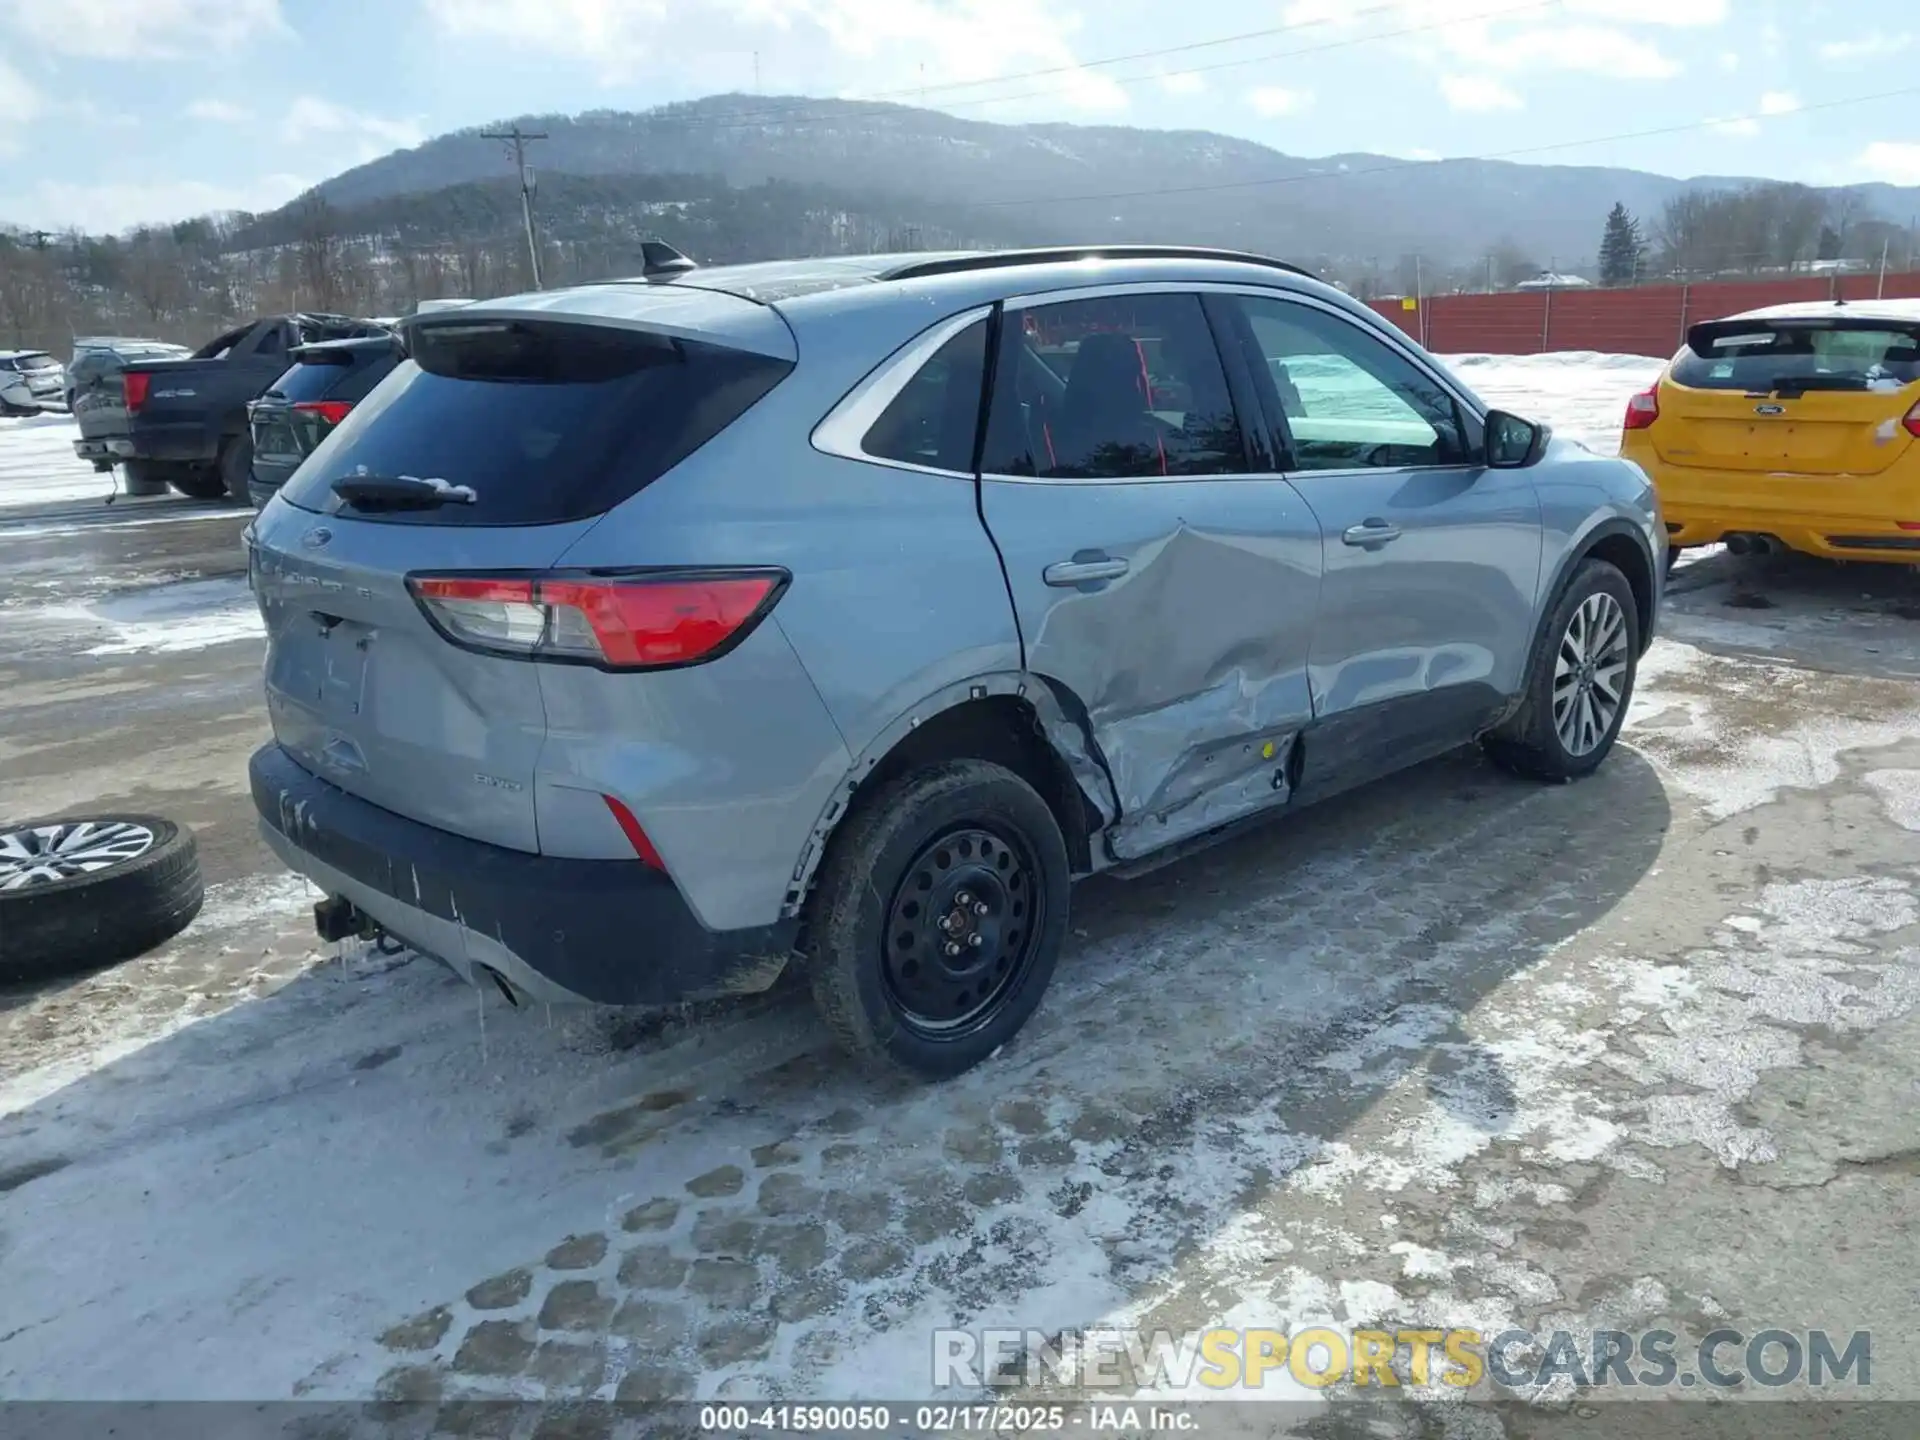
[1663,511,1920,562]
[1633,450,1920,563]
[129,420,217,464]
[249,742,799,1006]
[72,436,136,463]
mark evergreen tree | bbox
[1598,202,1644,286]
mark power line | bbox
[542,0,1559,138]
[480,123,548,288]
[970,81,1920,210]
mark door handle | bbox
[1341,520,1402,547]
[1044,556,1130,586]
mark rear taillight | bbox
[122,371,150,413]
[407,569,787,670]
[1623,385,1660,431]
[1903,398,1920,439]
[294,399,354,425]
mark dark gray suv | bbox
[245,245,1663,1079]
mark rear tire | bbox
[167,465,227,500]
[218,434,255,504]
[0,815,204,984]
[806,759,1070,1080]
[1484,558,1640,783]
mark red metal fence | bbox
[1368,271,1920,357]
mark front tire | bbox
[1484,558,1640,782]
[806,759,1070,1080]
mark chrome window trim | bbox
[810,304,994,478]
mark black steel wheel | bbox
[881,825,1047,1039]
[808,759,1070,1079]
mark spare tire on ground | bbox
[0,816,204,984]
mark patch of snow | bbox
[0,413,121,511]
[1438,352,1667,455]
[1864,769,1920,831]
[24,576,265,655]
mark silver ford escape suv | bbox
[247,244,1662,1080]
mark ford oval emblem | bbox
[1754,403,1785,416]
[302,527,334,549]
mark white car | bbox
[0,350,68,415]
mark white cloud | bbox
[1157,70,1206,97]
[1758,90,1799,115]
[426,0,1127,111]
[0,60,43,154]
[1,0,286,59]
[1246,86,1313,118]
[1709,116,1760,138]
[1,174,312,233]
[1281,2,1681,82]
[1560,0,1726,22]
[1760,20,1782,56]
[188,99,252,124]
[1440,74,1522,113]
[1855,141,1920,185]
[279,96,426,160]
[1820,32,1914,63]
[1718,50,1740,70]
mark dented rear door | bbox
[977,289,1321,861]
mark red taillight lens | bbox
[294,399,354,425]
[407,570,785,670]
[122,371,150,413]
[1903,399,1920,439]
[1623,385,1660,431]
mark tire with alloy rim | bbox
[0,815,203,984]
[1484,558,1640,782]
[806,759,1071,1080]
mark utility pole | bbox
[481,123,549,289]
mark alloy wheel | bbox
[1552,591,1630,758]
[0,821,157,891]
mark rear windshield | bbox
[278,319,792,526]
[266,360,353,403]
[1673,324,1920,393]
[11,353,56,371]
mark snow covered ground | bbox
[0,413,118,511]
[1440,351,1665,455]
[3,353,1919,1413]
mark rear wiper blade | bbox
[1754,373,1868,396]
[331,473,477,510]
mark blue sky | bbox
[5,0,1920,233]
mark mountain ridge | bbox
[309,93,1920,268]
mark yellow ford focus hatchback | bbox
[1620,301,1920,567]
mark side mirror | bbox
[1485,409,1548,468]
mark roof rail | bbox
[880,245,1315,283]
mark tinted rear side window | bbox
[861,318,988,472]
[980,293,1246,479]
[1672,324,1920,392]
[279,319,793,525]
